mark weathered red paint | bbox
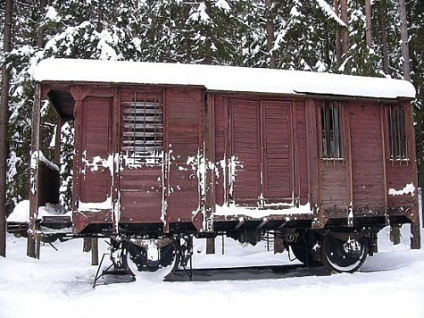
[33,79,418,236]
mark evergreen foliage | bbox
[0,0,423,214]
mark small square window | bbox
[321,102,343,159]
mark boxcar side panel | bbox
[385,102,419,222]
[80,96,113,204]
[214,96,312,216]
[230,99,262,206]
[261,101,293,203]
[119,88,164,224]
[318,101,350,219]
[349,102,385,216]
[320,163,350,217]
[73,93,114,233]
[166,87,204,226]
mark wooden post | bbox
[83,237,92,253]
[54,115,62,167]
[27,84,42,259]
[83,237,99,265]
[206,237,215,255]
[91,238,99,265]
[274,234,285,254]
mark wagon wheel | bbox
[123,238,180,281]
[320,234,368,273]
[290,230,321,267]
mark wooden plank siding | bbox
[293,100,309,206]
[261,101,293,203]
[80,96,113,204]
[385,102,419,223]
[213,94,227,207]
[213,96,311,213]
[118,88,164,224]
[38,82,417,235]
[165,87,204,229]
[230,99,262,205]
[349,102,385,216]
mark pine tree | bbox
[408,0,424,247]
[0,0,14,257]
[1,0,423,251]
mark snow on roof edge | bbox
[33,58,416,100]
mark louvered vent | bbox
[122,100,163,166]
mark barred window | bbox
[321,102,343,159]
[122,98,163,166]
[388,105,408,160]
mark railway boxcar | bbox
[27,59,419,278]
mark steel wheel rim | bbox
[123,240,180,281]
[321,235,368,273]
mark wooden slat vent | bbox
[122,100,163,166]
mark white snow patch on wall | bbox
[79,196,112,212]
[214,202,313,218]
[389,183,415,196]
[81,152,118,176]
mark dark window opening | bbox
[122,94,163,166]
[321,102,343,159]
[388,105,408,160]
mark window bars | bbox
[321,102,343,159]
[122,93,163,166]
[388,105,408,160]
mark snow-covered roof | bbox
[33,58,416,100]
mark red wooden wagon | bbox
[27,59,419,277]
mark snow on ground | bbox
[1,226,424,318]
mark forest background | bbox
[0,0,423,253]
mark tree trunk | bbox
[398,0,420,248]
[27,85,41,259]
[399,0,411,81]
[378,0,389,74]
[265,0,276,68]
[340,0,349,60]
[334,0,348,67]
[204,1,213,64]
[38,0,47,47]
[334,0,342,67]
[0,0,14,258]
[365,0,372,48]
